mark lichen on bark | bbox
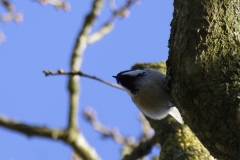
[167,0,240,159]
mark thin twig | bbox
[138,113,154,141]
[83,107,158,159]
[87,22,113,44]
[0,30,5,43]
[0,0,23,23]
[33,0,70,10]
[83,107,136,146]
[87,0,138,44]
[108,0,138,21]
[43,70,124,90]
[122,135,157,160]
[108,0,117,12]
[1,0,14,12]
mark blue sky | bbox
[0,0,173,159]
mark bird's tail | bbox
[169,107,184,124]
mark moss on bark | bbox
[168,0,240,159]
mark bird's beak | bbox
[112,76,120,84]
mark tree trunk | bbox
[167,0,240,159]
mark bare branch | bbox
[0,115,100,160]
[0,30,5,43]
[87,22,113,44]
[69,131,101,160]
[65,0,105,159]
[120,114,157,159]
[83,107,158,159]
[0,115,65,138]
[138,113,153,141]
[43,70,124,90]
[84,107,137,146]
[67,0,104,132]
[33,0,70,11]
[83,106,158,160]
[1,0,14,12]
[0,0,23,23]
[87,0,139,44]
[122,135,158,160]
[108,0,117,12]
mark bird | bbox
[113,68,184,124]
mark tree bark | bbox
[167,0,240,159]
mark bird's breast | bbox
[132,88,171,120]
